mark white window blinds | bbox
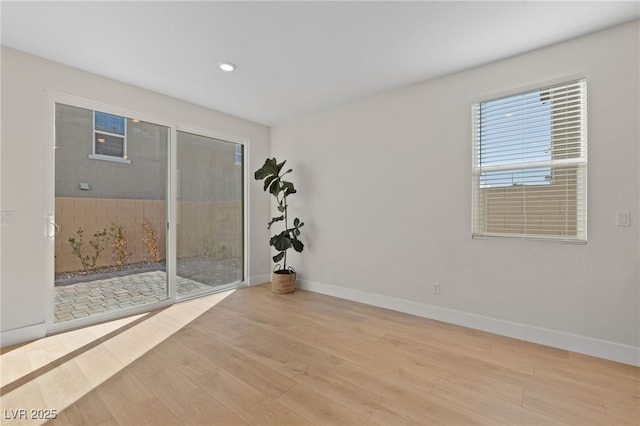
[94,111,127,159]
[472,79,587,242]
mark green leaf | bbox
[263,175,277,192]
[282,181,294,190]
[254,158,279,180]
[271,233,292,251]
[272,251,285,263]
[282,181,296,197]
[267,215,284,229]
[291,239,304,253]
[269,180,281,197]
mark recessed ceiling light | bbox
[220,62,236,72]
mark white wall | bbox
[271,21,640,365]
[0,47,272,345]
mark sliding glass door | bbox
[49,97,246,331]
[175,130,244,299]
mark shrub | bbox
[109,221,131,266]
[142,218,161,263]
[67,227,109,272]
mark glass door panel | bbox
[54,103,169,323]
[176,131,244,298]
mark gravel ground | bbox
[55,261,166,286]
[55,257,243,287]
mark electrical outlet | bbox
[616,210,631,227]
[433,283,441,295]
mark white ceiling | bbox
[2,1,639,126]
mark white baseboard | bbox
[298,279,640,367]
[1,322,47,348]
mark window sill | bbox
[88,154,131,164]
[472,233,587,244]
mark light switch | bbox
[616,210,631,227]
[1,210,15,225]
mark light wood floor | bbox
[1,284,638,425]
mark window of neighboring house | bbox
[472,79,587,242]
[90,111,130,163]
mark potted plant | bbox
[254,158,304,293]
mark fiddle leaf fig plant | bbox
[255,158,304,271]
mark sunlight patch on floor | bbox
[0,290,235,425]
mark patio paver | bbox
[54,271,211,323]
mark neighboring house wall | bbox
[177,132,243,202]
[55,103,168,200]
[271,21,640,365]
[176,131,244,263]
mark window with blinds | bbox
[472,79,587,242]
